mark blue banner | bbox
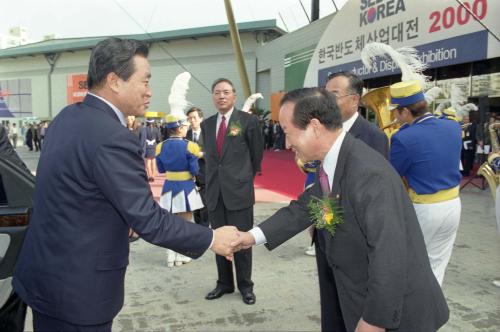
[318,30,488,86]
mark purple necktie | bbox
[319,167,330,196]
[216,115,226,157]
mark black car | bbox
[0,156,34,331]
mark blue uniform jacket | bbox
[390,115,462,195]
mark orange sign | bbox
[67,74,88,104]
[270,91,285,121]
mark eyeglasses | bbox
[331,92,356,99]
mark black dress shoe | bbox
[241,291,256,305]
[205,287,234,300]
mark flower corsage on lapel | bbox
[228,120,243,136]
[308,195,343,236]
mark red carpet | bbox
[150,149,306,203]
[254,150,306,200]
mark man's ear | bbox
[309,118,321,137]
[106,72,121,94]
[352,94,361,106]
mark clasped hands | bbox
[210,226,256,260]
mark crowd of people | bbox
[2,36,494,332]
[2,121,49,152]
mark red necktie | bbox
[216,115,226,157]
[319,167,330,196]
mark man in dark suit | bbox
[12,38,238,332]
[201,78,264,305]
[326,71,388,158]
[186,107,209,227]
[306,71,390,329]
[25,125,33,151]
[304,72,389,257]
[233,88,449,331]
[461,115,477,177]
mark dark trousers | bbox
[315,232,346,332]
[209,194,253,293]
[194,207,209,227]
[194,187,209,227]
[33,311,112,332]
[461,149,475,177]
[34,139,40,151]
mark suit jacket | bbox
[201,110,263,211]
[13,94,212,325]
[186,128,205,187]
[348,113,389,158]
[258,134,449,331]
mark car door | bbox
[0,157,34,330]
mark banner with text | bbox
[304,0,499,86]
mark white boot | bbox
[167,249,176,267]
[178,254,192,264]
[174,255,183,266]
[305,245,316,256]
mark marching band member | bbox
[389,80,462,285]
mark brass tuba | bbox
[478,122,500,198]
[361,86,399,138]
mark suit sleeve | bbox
[350,170,408,329]
[259,186,316,250]
[92,130,212,258]
[246,115,264,175]
[372,130,389,159]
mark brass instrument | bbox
[489,122,500,152]
[361,86,400,138]
[478,122,500,198]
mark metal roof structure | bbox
[0,19,285,59]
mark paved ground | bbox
[13,146,500,331]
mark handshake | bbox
[210,226,255,260]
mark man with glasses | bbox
[201,78,264,305]
[325,71,388,158]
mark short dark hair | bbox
[87,37,149,90]
[211,78,236,93]
[187,107,204,118]
[398,100,429,118]
[167,127,181,136]
[280,88,342,131]
[327,71,363,96]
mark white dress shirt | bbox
[191,129,201,143]
[250,129,347,245]
[87,92,127,127]
[342,111,359,133]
